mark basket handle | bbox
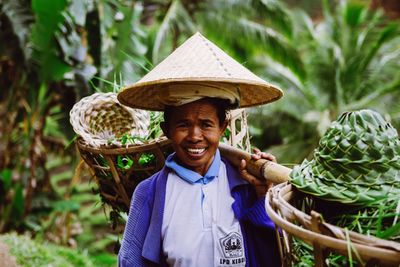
[219,143,291,184]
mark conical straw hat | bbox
[118,32,283,111]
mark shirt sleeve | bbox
[118,179,152,267]
[241,195,276,230]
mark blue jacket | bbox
[118,158,281,267]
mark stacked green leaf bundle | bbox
[289,109,400,265]
[290,109,400,205]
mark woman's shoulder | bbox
[221,157,250,187]
[128,168,169,217]
[134,167,169,196]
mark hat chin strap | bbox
[157,82,240,107]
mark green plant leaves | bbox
[52,200,80,212]
[31,0,71,81]
[0,169,25,231]
[0,233,97,267]
[152,0,195,64]
[250,0,400,164]
[291,109,400,250]
[10,185,25,221]
[0,169,12,192]
[99,1,148,85]
[138,153,155,167]
[291,109,400,205]
[117,156,133,170]
[0,0,33,61]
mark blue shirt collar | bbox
[165,149,221,184]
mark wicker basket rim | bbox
[70,92,150,148]
[265,183,400,265]
[77,136,172,155]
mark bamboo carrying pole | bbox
[219,143,291,184]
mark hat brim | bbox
[118,77,283,111]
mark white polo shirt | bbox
[161,160,246,267]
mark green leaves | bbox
[31,0,71,81]
[138,153,156,167]
[250,0,400,165]
[100,1,148,85]
[0,169,25,232]
[201,0,305,81]
[52,200,80,212]
[117,156,133,170]
[291,110,400,248]
[0,0,33,61]
[0,233,96,267]
[147,111,164,140]
[152,0,195,64]
[291,109,400,205]
[0,169,12,192]
[333,197,400,242]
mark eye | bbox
[176,122,188,128]
[202,122,214,128]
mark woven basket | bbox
[226,109,251,153]
[265,183,400,267]
[77,137,174,212]
[69,93,149,147]
[70,93,170,212]
[70,92,252,212]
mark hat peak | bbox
[118,33,283,110]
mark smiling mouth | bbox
[186,148,206,154]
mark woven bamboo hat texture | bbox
[118,32,283,111]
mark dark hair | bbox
[163,97,232,126]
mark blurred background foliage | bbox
[0,0,399,265]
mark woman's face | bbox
[162,99,227,176]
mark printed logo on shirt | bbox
[218,232,246,266]
[219,232,243,258]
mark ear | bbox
[160,121,169,138]
[220,120,228,136]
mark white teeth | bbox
[187,148,205,154]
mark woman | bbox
[117,32,284,267]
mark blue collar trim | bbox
[165,149,221,184]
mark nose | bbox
[187,125,202,142]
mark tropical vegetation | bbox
[0,0,399,265]
[248,0,400,164]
